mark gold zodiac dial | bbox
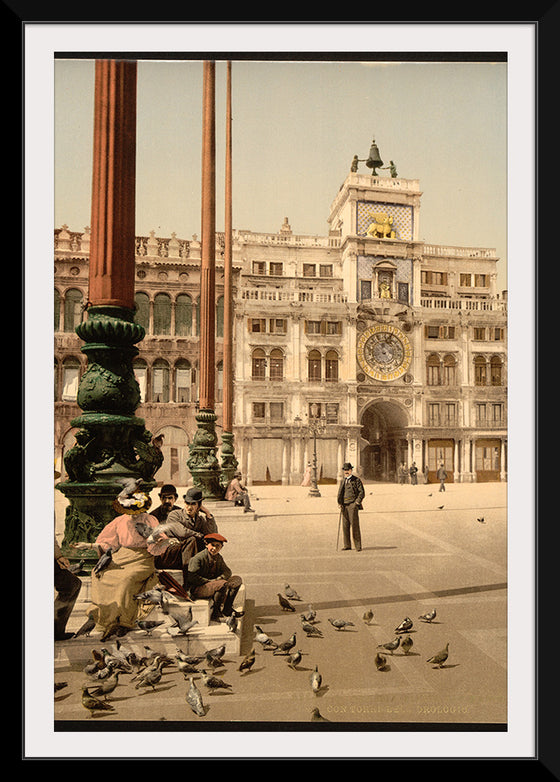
[357,324,412,381]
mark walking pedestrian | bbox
[337,462,365,552]
[437,463,448,492]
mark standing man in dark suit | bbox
[337,462,365,552]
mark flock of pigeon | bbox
[58,581,451,722]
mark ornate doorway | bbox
[359,401,409,482]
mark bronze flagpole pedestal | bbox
[57,60,163,559]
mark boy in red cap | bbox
[185,532,242,620]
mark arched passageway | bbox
[360,401,409,482]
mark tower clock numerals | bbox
[357,324,412,381]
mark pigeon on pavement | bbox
[186,676,206,716]
[287,650,303,670]
[300,605,317,623]
[401,635,414,655]
[278,593,296,612]
[362,609,374,625]
[328,618,355,631]
[310,665,322,695]
[136,619,165,635]
[418,608,437,623]
[427,642,450,668]
[81,685,116,717]
[374,652,388,671]
[302,621,323,637]
[395,617,413,634]
[284,584,302,601]
[72,615,96,639]
[201,670,233,693]
[89,670,121,700]
[377,637,401,655]
[272,633,297,655]
[254,625,278,649]
[238,648,256,673]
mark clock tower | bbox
[328,152,425,479]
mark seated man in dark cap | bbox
[152,487,218,587]
[150,483,181,523]
[185,532,243,620]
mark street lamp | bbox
[307,403,326,497]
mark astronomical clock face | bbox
[357,324,412,381]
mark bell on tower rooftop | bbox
[366,138,383,176]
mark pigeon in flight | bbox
[427,642,450,668]
[116,477,144,505]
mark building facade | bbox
[54,172,507,486]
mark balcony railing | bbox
[421,297,507,312]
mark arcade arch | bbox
[359,400,410,482]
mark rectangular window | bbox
[176,368,191,402]
[252,402,266,421]
[475,403,487,425]
[475,274,488,287]
[269,402,284,422]
[325,403,339,424]
[428,403,440,426]
[492,403,503,425]
[326,321,342,335]
[319,264,333,277]
[252,261,266,275]
[250,318,267,333]
[460,273,472,287]
[305,320,321,334]
[269,262,283,276]
[302,263,316,277]
[426,326,440,339]
[473,327,486,340]
[360,279,372,300]
[493,327,504,341]
[62,367,80,401]
[269,318,287,334]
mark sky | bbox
[54,56,508,290]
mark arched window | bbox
[135,292,150,333]
[325,350,339,382]
[216,295,224,338]
[152,359,170,402]
[490,356,503,386]
[175,294,192,336]
[442,354,457,386]
[153,293,171,335]
[175,359,192,402]
[269,349,284,381]
[308,349,322,382]
[64,289,83,333]
[251,348,266,380]
[54,289,61,331]
[426,354,441,386]
[62,357,81,401]
[133,358,148,402]
[474,355,487,386]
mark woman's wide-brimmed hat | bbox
[112,492,152,516]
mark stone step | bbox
[204,500,257,522]
[58,575,246,666]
